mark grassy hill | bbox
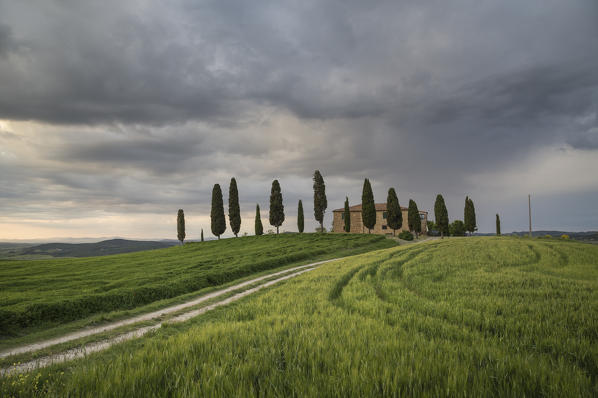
[0,234,395,337]
[4,237,596,397]
[0,239,178,260]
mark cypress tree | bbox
[269,180,284,234]
[313,170,327,233]
[470,198,477,235]
[297,200,304,233]
[386,187,402,236]
[496,213,501,236]
[464,196,471,236]
[201,228,204,242]
[255,204,263,236]
[434,194,449,238]
[343,197,351,233]
[210,184,226,239]
[408,199,421,239]
[228,177,241,237]
[465,197,477,236]
[177,209,186,245]
[361,178,376,233]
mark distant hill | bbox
[0,239,179,259]
[475,230,598,243]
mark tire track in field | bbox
[524,243,542,266]
[329,246,430,322]
[328,239,437,304]
[336,247,505,343]
[330,239,492,336]
[539,243,569,267]
[364,244,431,300]
[329,266,364,301]
[378,245,430,280]
[329,250,403,301]
[0,259,339,375]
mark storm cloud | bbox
[0,0,597,239]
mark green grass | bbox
[2,237,597,397]
[0,266,300,369]
[0,233,395,338]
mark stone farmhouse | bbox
[332,203,428,235]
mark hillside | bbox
[475,231,598,243]
[3,237,595,397]
[0,239,178,260]
[0,234,395,338]
[519,231,598,243]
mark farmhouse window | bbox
[383,211,388,219]
[382,225,387,230]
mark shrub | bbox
[449,220,466,236]
[398,231,414,241]
[544,234,552,238]
[561,234,570,240]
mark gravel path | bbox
[0,259,333,376]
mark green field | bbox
[2,237,597,397]
[0,234,395,338]
[0,239,177,260]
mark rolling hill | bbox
[0,239,179,260]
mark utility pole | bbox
[528,194,532,238]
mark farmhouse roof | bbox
[332,203,427,213]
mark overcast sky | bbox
[1,0,597,240]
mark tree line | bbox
[176,170,327,244]
[433,196,501,237]
[176,171,495,244]
[430,194,480,238]
[352,180,484,239]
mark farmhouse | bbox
[332,203,428,235]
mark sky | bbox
[0,0,597,241]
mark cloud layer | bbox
[1,0,597,239]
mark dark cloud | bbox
[1,0,594,126]
[568,129,598,150]
[0,0,597,237]
[0,23,17,57]
[467,64,597,126]
[56,134,205,174]
[566,112,598,150]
